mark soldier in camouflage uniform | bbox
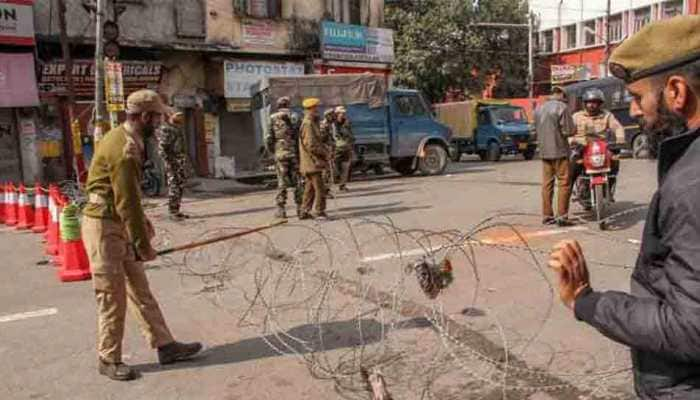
[319,109,337,198]
[156,111,190,221]
[266,96,302,219]
[82,90,201,381]
[333,106,355,191]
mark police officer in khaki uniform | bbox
[570,89,624,199]
[82,90,202,381]
[298,98,330,220]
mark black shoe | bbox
[158,341,203,365]
[339,185,348,192]
[314,212,331,221]
[98,360,136,381]
[542,217,556,225]
[274,208,287,219]
[169,213,185,222]
[556,218,575,227]
[176,212,190,219]
[298,212,313,220]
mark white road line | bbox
[361,226,588,263]
[0,308,58,323]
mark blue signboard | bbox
[322,21,367,50]
[320,21,394,63]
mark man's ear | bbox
[664,75,691,114]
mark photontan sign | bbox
[224,60,304,99]
[0,0,35,46]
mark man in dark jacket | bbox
[534,87,575,226]
[549,15,700,399]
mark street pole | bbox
[527,0,534,99]
[94,0,107,143]
[603,0,611,77]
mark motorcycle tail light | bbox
[590,154,605,168]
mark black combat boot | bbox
[274,206,287,219]
[157,341,203,365]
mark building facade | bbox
[31,0,389,180]
[534,0,698,95]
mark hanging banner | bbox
[104,61,125,112]
[0,0,35,46]
[321,21,394,64]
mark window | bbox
[565,25,577,49]
[583,21,596,46]
[541,30,553,53]
[394,95,427,116]
[663,0,683,18]
[634,7,651,33]
[175,0,205,38]
[349,0,362,25]
[491,107,527,124]
[233,0,281,19]
[608,15,623,42]
[478,110,490,125]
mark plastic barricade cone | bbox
[0,183,6,225]
[32,183,49,233]
[52,196,66,267]
[5,183,18,226]
[44,185,57,242]
[58,202,91,282]
[45,188,60,257]
[16,184,34,230]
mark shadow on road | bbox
[331,201,432,219]
[571,201,648,231]
[134,317,432,374]
[188,206,276,220]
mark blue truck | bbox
[435,100,536,162]
[257,74,452,176]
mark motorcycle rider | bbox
[570,88,625,201]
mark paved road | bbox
[0,157,656,400]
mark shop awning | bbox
[0,53,40,108]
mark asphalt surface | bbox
[0,156,656,400]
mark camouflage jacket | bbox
[320,117,336,149]
[83,124,151,258]
[266,108,299,161]
[157,122,187,164]
[333,120,355,152]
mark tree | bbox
[386,0,529,103]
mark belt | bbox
[88,193,107,205]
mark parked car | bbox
[435,100,536,162]
[562,77,650,158]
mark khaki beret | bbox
[323,109,335,117]
[276,96,290,107]
[609,15,700,83]
[303,98,320,109]
[126,89,169,115]
[334,106,347,114]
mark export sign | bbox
[38,60,163,97]
[224,60,304,99]
[321,21,394,64]
[0,0,35,46]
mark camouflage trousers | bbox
[275,159,302,209]
[164,161,186,214]
[334,149,353,186]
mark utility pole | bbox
[94,0,107,143]
[603,0,611,77]
[528,0,534,99]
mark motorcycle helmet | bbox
[582,88,605,104]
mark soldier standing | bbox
[266,96,302,219]
[320,108,337,198]
[298,98,330,220]
[82,90,202,381]
[333,106,355,192]
[157,110,190,221]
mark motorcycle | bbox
[571,130,618,230]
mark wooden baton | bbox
[156,220,288,256]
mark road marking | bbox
[361,226,587,263]
[0,308,58,323]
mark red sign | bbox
[0,0,35,46]
[0,52,39,107]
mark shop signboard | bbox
[551,64,591,85]
[321,21,394,64]
[0,0,35,46]
[224,60,304,99]
[104,61,125,112]
[0,52,39,107]
[38,60,163,98]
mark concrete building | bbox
[534,0,698,95]
[31,0,389,180]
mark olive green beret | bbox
[609,15,700,83]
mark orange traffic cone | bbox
[52,195,66,267]
[0,183,6,225]
[45,187,60,257]
[32,183,49,233]
[16,184,34,230]
[58,200,91,282]
[5,183,18,226]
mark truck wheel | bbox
[393,158,416,176]
[523,148,536,160]
[486,142,501,162]
[478,151,487,161]
[419,145,448,175]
